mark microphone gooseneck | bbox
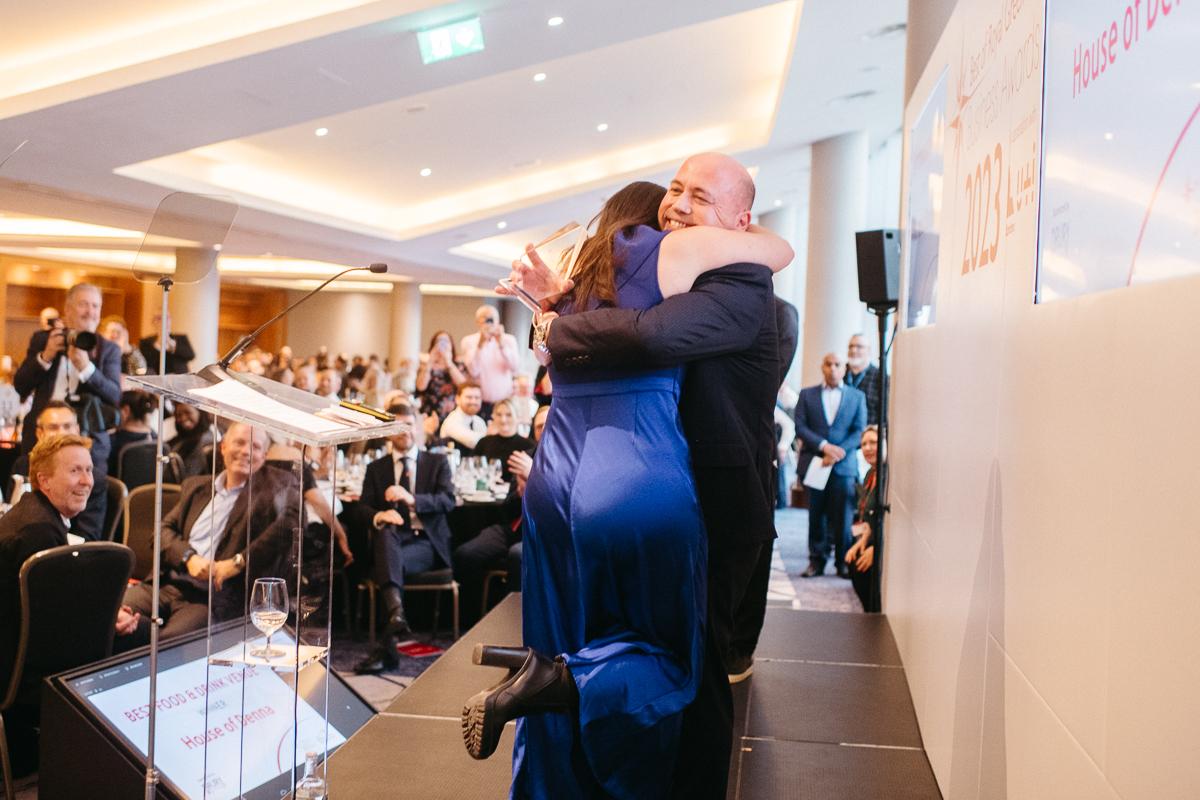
[216,263,388,369]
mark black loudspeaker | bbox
[855,229,900,306]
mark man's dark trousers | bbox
[808,473,856,571]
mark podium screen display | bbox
[63,622,373,800]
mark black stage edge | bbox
[327,593,523,798]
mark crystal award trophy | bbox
[499,221,588,313]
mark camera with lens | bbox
[65,329,98,351]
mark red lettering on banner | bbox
[1071,0,1182,98]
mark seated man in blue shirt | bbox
[116,422,299,647]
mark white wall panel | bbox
[889,0,1200,797]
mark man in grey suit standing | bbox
[794,352,866,578]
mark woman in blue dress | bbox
[462,181,793,798]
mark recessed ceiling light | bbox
[596,123,609,132]
[773,199,783,208]
[1192,81,1200,89]
[213,244,223,251]
[315,127,329,137]
[862,22,907,41]
[420,167,432,177]
[497,221,508,230]
[1104,132,1114,141]
[547,16,564,27]
[533,72,547,82]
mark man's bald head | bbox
[659,152,756,232]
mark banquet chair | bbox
[0,542,133,800]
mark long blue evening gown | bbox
[512,225,706,799]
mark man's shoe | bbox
[727,654,754,684]
[462,645,577,760]
[354,634,400,675]
[800,564,824,578]
[383,586,412,638]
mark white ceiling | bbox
[0,0,906,289]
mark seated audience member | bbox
[109,389,157,476]
[167,402,215,479]
[354,403,455,674]
[138,313,195,375]
[510,373,539,430]
[533,365,553,407]
[264,440,354,567]
[316,368,342,400]
[116,423,299,646]
[293,366,317,393]
[845,425,882,613]
[12,402,108,540]
[416,330,467,422]
[439,382,487,455]
[269,346,294,384]
[100,315,148,380]
[473,399,535,481]
[0,362,23,432]
[0,434,95,777]
[453,404,549,626]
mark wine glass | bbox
[249,577,289,660]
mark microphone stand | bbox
[867,300,896,614]
[197,262,387,385]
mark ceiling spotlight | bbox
[596,123,609,132]
[547,16,564,27]
[533,72,547,82]
[315,127,329,137]
[420,167,432,177]
[1104,132,1114,141]
[773,199,783,208]
[497,221,508,230]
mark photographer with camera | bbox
[13,283,121,537]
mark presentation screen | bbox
[904,69,948,328]
[1038,0,1200,301]
[62,622,373,800]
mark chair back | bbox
[8,474,24,505]
[165,451,186,485]
[116,440,158,490]
[3,542,134,711]
[123,483,182,579]
[103,476,128,542]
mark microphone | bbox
[198,262,387,382]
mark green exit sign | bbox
[418,17,485,64]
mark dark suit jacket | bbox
[158,465,300,616]
[0,491,70,694]
[794,384,867,479]
[774,297,799,390]
[359,451,456,567]
[139,333,195,375]
[547,262,780,548]
[14,330,122,461]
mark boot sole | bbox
[462,687,506,760]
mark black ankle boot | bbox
[382,585,411,638]
[354,631,400,674]
[461,645,578,760]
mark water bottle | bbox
[295,751,326,800]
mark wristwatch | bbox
[180,547,197,567]
[233,553,245,570]
[532,316,552,356]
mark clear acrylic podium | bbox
[129,370,404,799]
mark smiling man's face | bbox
[658,153,754,232]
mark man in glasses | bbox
[459,304,520,420]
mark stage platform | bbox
[327,596,941,798]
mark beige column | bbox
[800,132,868,388]
[389,282,422,370]
[758,206,806,390]
[165,248,221,368]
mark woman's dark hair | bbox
[567,181,666,309]
[120,389,158,422]
[427,330,459,363]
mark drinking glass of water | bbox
[249,577,288,660]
